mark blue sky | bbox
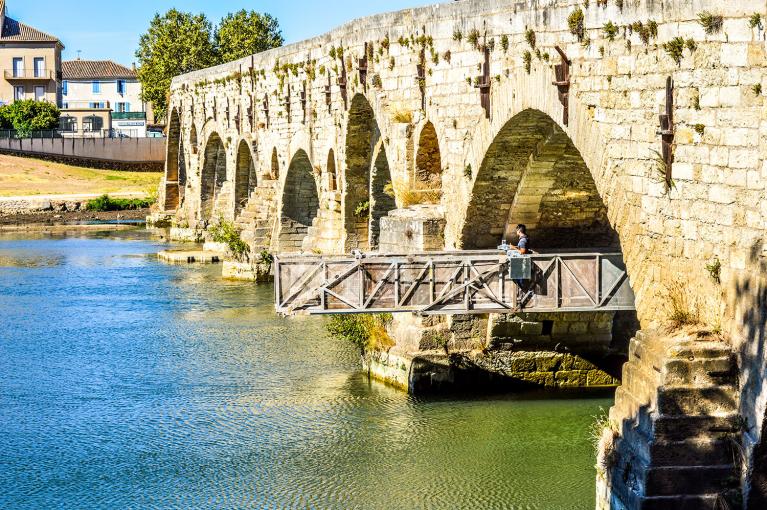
[12,1,438,65]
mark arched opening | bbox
[279,149,320,251]
[462,109,617,251]
[200,132,227,221]
[344,94,379,250]
[234,140,256,218]
[270,148,279,180]
[327,149,337,191]
[163,108,181,210]
[414,121,442,203]
[370,144,396,249]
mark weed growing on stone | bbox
[685,38,697,53]
[666,281,700,329]
[590,407,612,451]
[568,8,585,41]
[354,200,370,218]
[752,83,763,96]
[693,123,705,135]
[522,50,532,73]
[453,28,463,42]
[603,21,619,41]
[500,35,509,53]
[706,257,722,284]
[327,314,394,355]
[663,37,686,66]
[698,11,723,34]
[467,28,481,50]
[749,13,763,29]
[525,29,536,48]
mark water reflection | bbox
[0,229,608,509]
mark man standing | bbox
[511,224,530,254]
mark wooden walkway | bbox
[275,250,635,315]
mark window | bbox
[92,81,101,93]
[116,102,131,113]
[34,86,45,102]
[117,80,126,95]
[62,80,68,96]
[62,102,69,109]
[59,116,77,132]
[83,115,103,132]
[12,58,22,78]
[33,58,45,78]
[13,86,24,101]
[88,102,105,109]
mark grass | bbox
[0,154,161,197]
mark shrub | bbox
[0,100,60,136]
[354,200,370,218]
[467,28,481,49]
[500,35,509,53]
[327,313,394,354]
[209,219,250,261]
[85,194,155,211]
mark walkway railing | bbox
[275,251,635,315]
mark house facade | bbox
[61,60,149,137]
[0,0,63,107]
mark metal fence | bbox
[0,129,144,139]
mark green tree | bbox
[135,9,217,122]
[214,10,283,63]
[0,100,60,135]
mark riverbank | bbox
[0,207,150,228]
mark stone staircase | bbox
[234,180,278,252]
[599,330,742,509]
[301,190,344,253]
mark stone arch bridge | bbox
[156,0,767,507]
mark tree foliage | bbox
[135,9,282,122]
[215,10,283,63]
[0,100,59,134]
[136,10,217,122]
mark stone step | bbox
[621,362,662,407]
[639,494,721,510]
[656,385,738,417]
[663,356,735,387]
[644,465,738,497]
[650,413,742,441]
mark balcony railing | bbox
[4,69,55,80]
[112,112,146,120]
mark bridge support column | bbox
[596,330,742,509]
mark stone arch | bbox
[234,140,256,218]
[270,148,280,180]
[163,108,181,210]
[344,93,380,251]
[327,149,337,191]
[200,132,227,221]
[414,121,443,199]
[370,142,396,249]
[461,108,616,251]
[279,149,320,251]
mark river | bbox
[0,229,610,509]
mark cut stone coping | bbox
[0,223,140,232]
[157,249,224,264]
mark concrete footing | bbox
[157,249,224,264]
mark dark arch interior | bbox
[370,145,396,249]
[164,109,181,210]
[189,123,198,153]
[415,121,442,202]
[462,109,617,251]
[280,149,320,251]
[344,94,379,250]
[234,141,256,218]
[200,133,227,221]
